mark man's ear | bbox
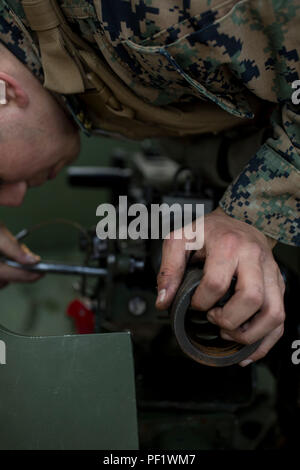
[0,72,29,108]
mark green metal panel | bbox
[0,326,138,449]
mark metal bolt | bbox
[128,296,147,316]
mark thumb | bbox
[0,224,40,264]
[156,236,189,310]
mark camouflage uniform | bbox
[0,0,299,247]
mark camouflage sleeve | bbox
[219,96,300,248]
[90,0,300,246]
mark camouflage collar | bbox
[0,0,93,136]
[0,0,44,81]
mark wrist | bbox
[216,205,278,250]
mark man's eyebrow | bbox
[0,178,5,188]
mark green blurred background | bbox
[0,134,139,336]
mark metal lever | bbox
[2,259,107,277]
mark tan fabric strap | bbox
[21,0,85,93]
[21,0,59,31]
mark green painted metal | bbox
[0,326,138,450]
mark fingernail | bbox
[157,288,166,304]
[207,313,216,324]
[23,253,40,264]
[239,359,253,367]
[21,245,40,263]
[220,331,232,341]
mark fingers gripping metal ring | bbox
[170,268,262,367]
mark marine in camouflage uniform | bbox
[0,0,299,247]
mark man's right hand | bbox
[156,207,285,367]
[0,223,42,287]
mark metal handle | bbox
[2,259,107,277]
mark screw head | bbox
[128,296,147,316]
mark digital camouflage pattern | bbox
[0,0,43,80]
[0,0,299,246]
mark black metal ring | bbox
[171,268,262,367]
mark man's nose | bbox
[0,182,27,206]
